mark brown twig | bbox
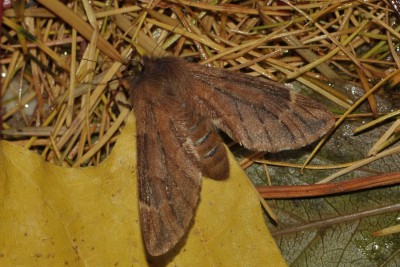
[258,172,400,199]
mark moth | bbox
[129,56,335,256]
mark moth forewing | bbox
[184,59,335,151]
[131,73,203,256]
[129,56,335,256]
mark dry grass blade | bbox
[35,0,122,62]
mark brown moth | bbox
[130,56,335,256]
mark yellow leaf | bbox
[0,113,287,266]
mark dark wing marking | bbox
[184,61,335,152]
[132,87,202,256]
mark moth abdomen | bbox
[187,115,229,180]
